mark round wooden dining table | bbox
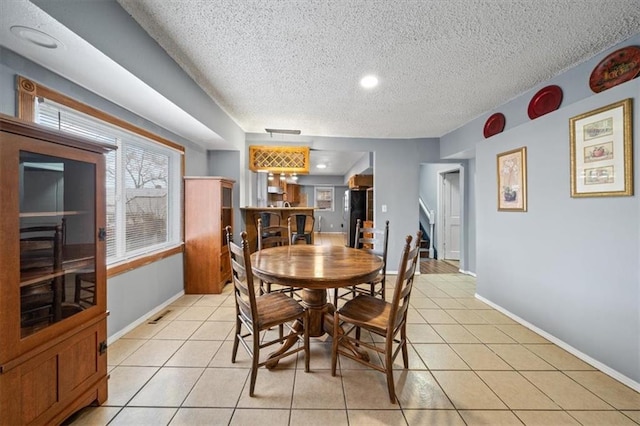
[250,244,383,366]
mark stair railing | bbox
[419,197,435,258]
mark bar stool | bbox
[290,214,314,244]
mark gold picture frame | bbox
[569,98,633,197]
[497,147,527,212]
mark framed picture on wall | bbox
[569,98,633,197]
[497,147,527,212]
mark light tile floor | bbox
[67,272,640,425]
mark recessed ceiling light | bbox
[10,26,62,49]
[360,75,379,89]
[316,164,327,169]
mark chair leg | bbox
[74,275,81,304]
[249,331,260,397]
[385,351,397,404]
[304,311,310,372]
[401,323,409,368]
[331,312,340,376]
[279,323,284,340]
[231,316,241,363]
[355,326,361,347]
[384,335,397,403]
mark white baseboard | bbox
[459,269,476,277]
[476,294,640,393]
[107,290,185,345]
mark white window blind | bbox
[314,186,334,211]
[36,99,182,264]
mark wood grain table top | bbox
[250,245,382,290]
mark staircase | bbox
[418,224,433,259]
[418,197,436,259]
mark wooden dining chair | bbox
[226,227,310,397]
[333,219,389,307]
[255,211,281,234]
[257,217,300,298]
[19,223,65,328]
[331,231,422,404]
[257,216,291,251]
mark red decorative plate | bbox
[483,113,505,138]
[528,85,563,119]
[589,46,640,93]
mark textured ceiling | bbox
[117,0,640,139]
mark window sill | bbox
[107,244,184,278]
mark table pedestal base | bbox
[266,288,369,369]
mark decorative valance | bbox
[249,145,310,173]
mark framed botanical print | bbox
[497,147,527,212]
[569,98,633,197]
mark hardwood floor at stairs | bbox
[420,258,460,274]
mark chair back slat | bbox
[257,217,291,250]
[20,222,65,272]
[388,231,422,336]
[355,219,390,277]
[226,227,259,327]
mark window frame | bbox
[17,76,185,278]
[314,186,335,211]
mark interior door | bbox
[443,171,460,260]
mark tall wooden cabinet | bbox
[0,115,111,425]
[184,177,235,294]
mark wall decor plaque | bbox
[484,113,506,138]
[589,46,640,93]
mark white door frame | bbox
[436,165,465,265]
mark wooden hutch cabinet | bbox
[184,177,235,294]
[0,115,112,424]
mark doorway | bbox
[436,166,463,264]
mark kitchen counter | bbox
[240,206,315,251]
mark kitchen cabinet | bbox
[284,182,300,204]
[348,174,373,189]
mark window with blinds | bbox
[314,186,335,211]
[36,99,182,264]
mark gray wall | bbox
[476,78,639,383]
[207,150,242,242]
[300,184,349,233]
[464,158,476,273]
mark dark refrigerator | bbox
[343,189,367,247]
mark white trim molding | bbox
[107,290,185,344]
[476,294,640,393]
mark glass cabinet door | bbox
[19,151,96,338]
[221,184,233,247]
